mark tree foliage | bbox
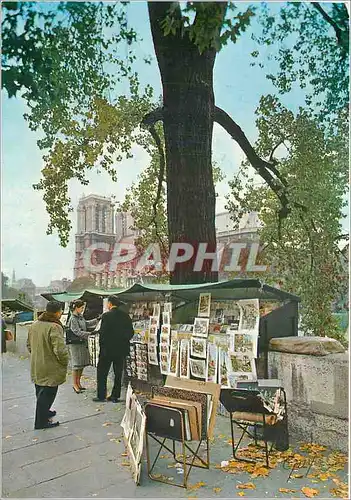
[252,2,349,120]
[66,275,95,292]
[226,96,349,340]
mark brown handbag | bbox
[5,330,13,341]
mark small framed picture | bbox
[190,337,207,359]
[149,325,157,336]
[193,317,209,338]
[160,352,169,375]
[148,334,157,347]
[161,324,170,336]
[148,346,158,365]
[162,311,170,326]
[189,358,206,379]
[198,293,211,317]
[149,316,159,327]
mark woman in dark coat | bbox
[67,300,98,393]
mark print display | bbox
[189,358,206,379]
[198,293,211,317]
[190,336,207,359]
[179,339,190,379]
[206,343,218,383]
[193,317,209,338]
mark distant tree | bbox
[66,276,95,293]
[1,272,33,305]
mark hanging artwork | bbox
[230,331,258,357]
[162,311,170,325]
[198,293,211,317]
[149,315,159,328]
[219,348,229,388]
[193,317,210,338]
[148,334,157,347]
[190,336,207,359]
[164,302,172,315]
[168,339,179,376]
[179,339,190,379]
[149,325,157,336]
[206,343,218,383]
[148,345,158,365]
[239,299,260,333]
[189,358,206,379]
[160,352,169,375]
[153,303,161,318]
[226,353,257,381]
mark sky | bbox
[1,2,348,287]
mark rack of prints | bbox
[121,384,147,485]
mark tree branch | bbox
[141,107,167,255]
[214,106,291,217]
[312,3,347,51]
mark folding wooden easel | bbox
[220,388,288,468]
[145,402,209,489]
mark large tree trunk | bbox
[148,2,226,285]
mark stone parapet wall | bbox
[268,350,349,451]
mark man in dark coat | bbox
[93,295,134,403]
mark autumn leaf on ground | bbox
[300,443,326,454]
[188,481,206,491]
[213,487,222,493]
[217,434,226,439]
[121,461,130,466]
[238,492,245,497]
[279,488,296,493]
[318,472,332,481]
[251,466,269,478]
[121,452,128,457]
[102,422,113,427]
[330,478,348,498]
[301,486,319,498]
[291,473,304,479]
[237,483,256,490]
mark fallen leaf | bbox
[279,488,296,493]
[188,481,207,491]
[121,452,128,457]
[213,487,222,493]
[32,438,38,442]
[301,486,319,498]
[238,493,245,497]
[291,474,304,479]
[217,434,226,439]
[107,432,113,436]
[251,466,269,478]
[318,472,332,481]
[102,422,113,427]
[5,436,12,439]
[237,483,256,490]
[121,461,130,466]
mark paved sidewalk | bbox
[1,353,348,498]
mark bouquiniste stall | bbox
[43,279,299,389]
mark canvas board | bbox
[164,376,220,440]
